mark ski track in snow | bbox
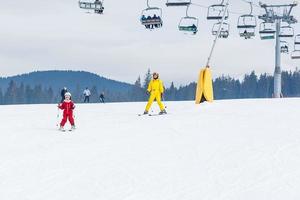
[0,99,300,200]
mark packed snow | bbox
[0,99,300,200]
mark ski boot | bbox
[71,125,76,131]
[143,110,149,115]
[59,126,65,132]
[159,109,167,115]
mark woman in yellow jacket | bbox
[143,72,167,115]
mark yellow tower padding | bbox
[195,69,205,103]
[195,67,214,104]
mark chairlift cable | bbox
[206,0,230,67]
[191,2,259,17]
[239,0,260,8]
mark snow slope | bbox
[0,99,300,200]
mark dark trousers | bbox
[84,96,90,103]
[100,97,105,103]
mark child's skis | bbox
[59,126,75,132]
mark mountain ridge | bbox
[0,70,134,93]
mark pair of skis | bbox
[60,128,75,132]
[138,113,167,117]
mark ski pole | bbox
[56,107,60,127]
[73,109,76,119]
[162,94,167,109]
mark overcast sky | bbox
[0,0,299,86]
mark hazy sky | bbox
[0,0,299,86]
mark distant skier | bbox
[83,87,91,103]
[99,92,105,103]
[58,92,75,131]
[143,72,167,115]
[60,87,68,103]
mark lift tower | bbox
[259,2,298,98]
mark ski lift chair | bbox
[166,0,191,7]
[294,34,300,45]
[141,7,163,29]
[207,1,229,20]
[212,22,230,38]
[237,15,257,39]
[259,22,275,40]
[291,50,300,59]
[291,35,300,59]
[279,25,294,38]
[178,16,199,34]
[79,0,104,14]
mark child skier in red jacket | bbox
[58,92,75,131]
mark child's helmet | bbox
[65,92,72,97]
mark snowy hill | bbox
[1,99,300,200]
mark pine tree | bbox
[16,83,25,104]
[73,84,81,102]
[33,85,43,104]
[4,80,18,104]
[25,85,33,104]
[165,82,176,101]
[47,87,54,103]
[134,76,142,88]
[241,71,258,98]
[143,69,152,89]
[90,86,99,103]
[257,73,270,98]
[129,76,145,101]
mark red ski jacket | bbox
[58,100,75,115]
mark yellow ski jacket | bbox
[147,79,164,94]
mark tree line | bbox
[0,69,300,105]
[163,69,300,100]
